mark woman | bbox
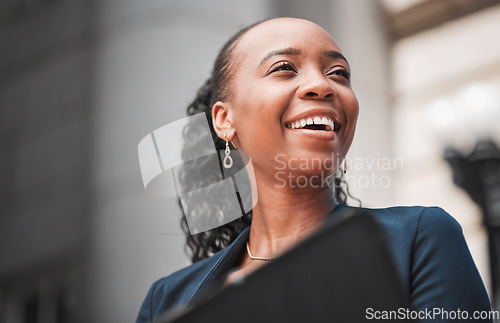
[137,18,491,322]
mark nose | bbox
[297,71,336,100]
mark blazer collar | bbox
[189,226,250,304]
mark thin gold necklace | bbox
[246,241,275,261]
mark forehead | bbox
[236,18,341,59]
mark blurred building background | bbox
[1,0,499,322]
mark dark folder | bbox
[161,207,416,323]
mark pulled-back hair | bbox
[179,19,358,263]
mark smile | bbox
[285,116,335,132]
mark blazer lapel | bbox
[189,226,250,304]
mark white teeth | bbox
[287,116,336,131]
[321,117,332,131]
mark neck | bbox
[247,172,337,259]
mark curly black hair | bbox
[178,19,359,263]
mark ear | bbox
[212,101,236,141]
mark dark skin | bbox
[212,18,359,284]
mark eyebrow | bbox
[324,50,350,66]
[259,47,350,67]
[260,47,301,65]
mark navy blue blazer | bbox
[136,204,492,322]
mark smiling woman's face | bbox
[219,18,359,185]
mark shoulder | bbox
[360,205,465,260]
[360,204,458,228]
[354,205,464,260]
[136,226,250,322]
[135,250,225,323]
[345,205,491,316]
[356,205,461,244]
[337,205,464,288]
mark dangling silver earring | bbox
[343,159,348,174]
[223,133,233,169]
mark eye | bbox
[267,61,297,75]
[327,68,350,81]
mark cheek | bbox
[230,88,294,167]
[346,90,360,116]
[232,84,293,130]
[340,91,359,151]
[343,90,359,127]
